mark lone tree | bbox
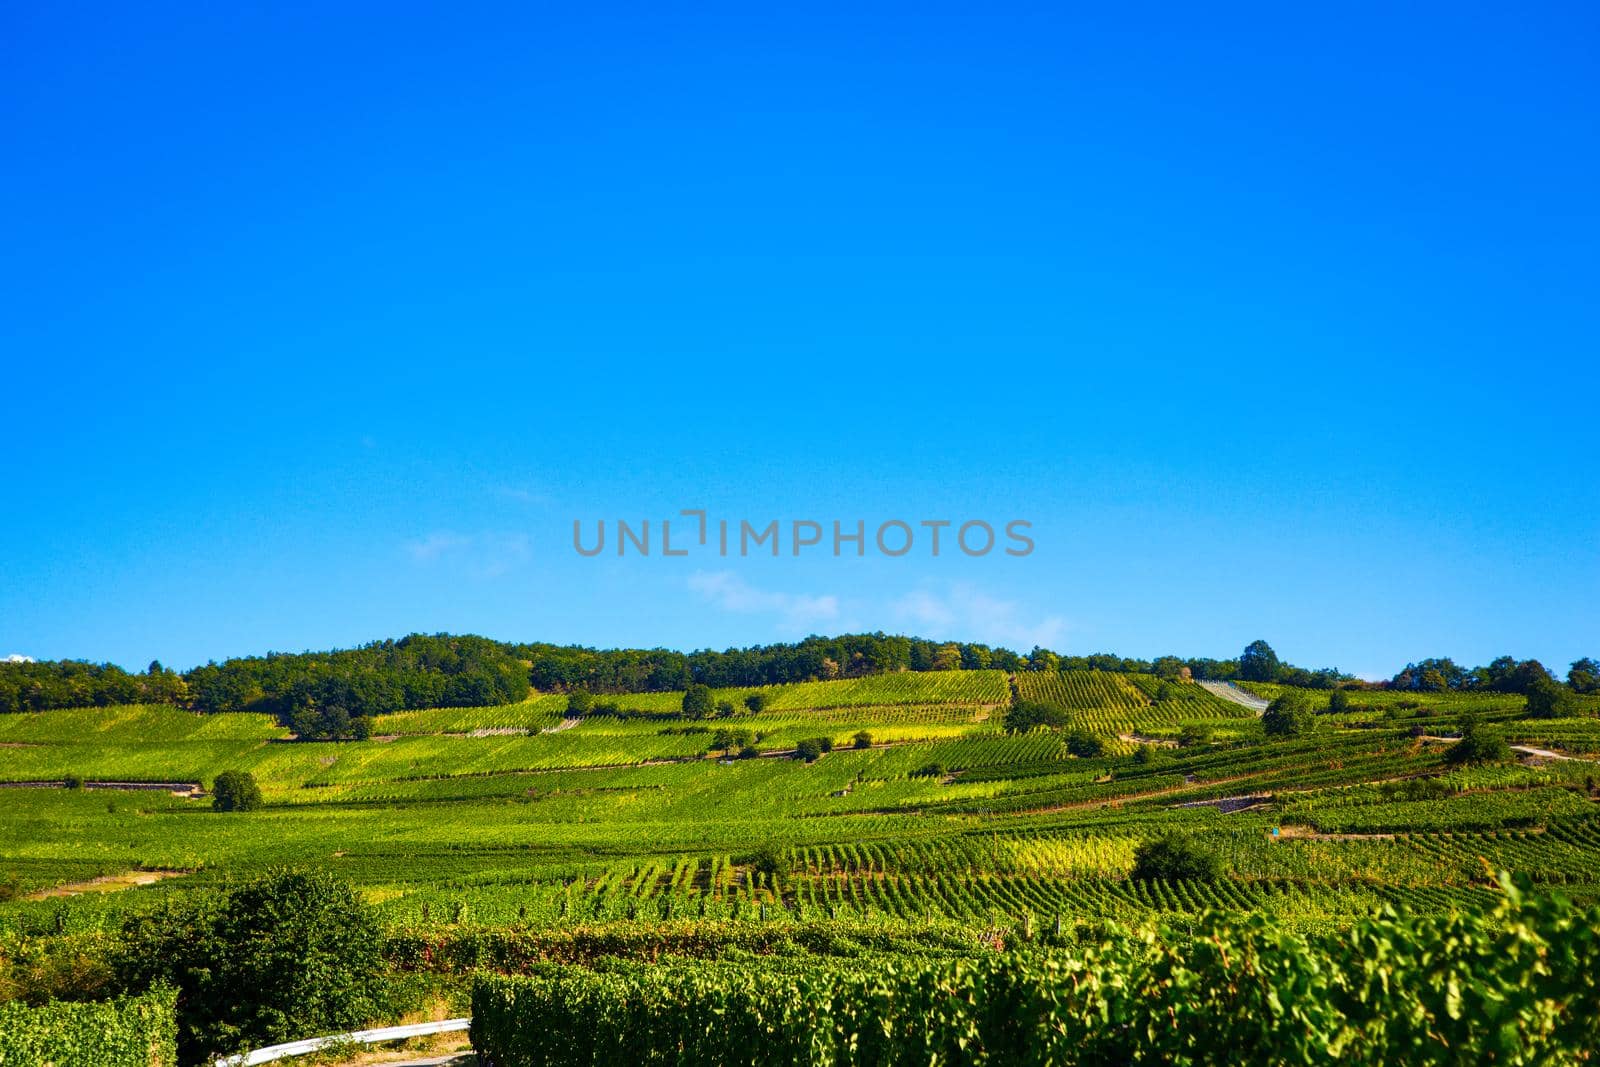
[1525,676,1577,720]
[566,688,594,716]
[1446,714,1512,765]
[1065,729,1104,758]
[852,730,873,749]
[1327,689,1351,714]
[211,770,263,812]
[1004,700,1069,734]
[1262,692,1315,737]
[682,683,714,720]
[1238,640,1282,683]
[744,692,768,713]
[1131,834,1221,882]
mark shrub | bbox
[0,988,177,1067]
[1327,689,1350,713]
[1177,724,1212,747]
[1065,730,1104,758]
[113,870,389,1065]
[566,689,593,716]
[210,771,262,813]
[62,773,84,790]
[744,692,768,713]
[350,716,373,741]
[1525,677,1576,720]
[852,730,873,749]
[749,845,787,887]
[1130,834,1221,882]
[1447,715,1513,765]
[910,762,945,779]
[736,744,760,759]
[1262,692,1315,737]
[1005,700,1069,734]
[681,684,714,720]
[793,738,823,763]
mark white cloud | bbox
[4,653,34,664]
[688,571,840,634]
[404,532,531,576]
[891,583,1068,650]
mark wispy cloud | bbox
[688,571,841,634]
[892,583,1068,650]
[404,531,531,577]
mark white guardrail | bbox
[216,1018,472,1066]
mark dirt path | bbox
[1196,681,1270,712]
[25,869,187,900]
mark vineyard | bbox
[3,668,1599,1062]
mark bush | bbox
[350,716,373,741]
[910,762,945,779]
[0,988,177,1067]
[1327,689,1350,713]
[749,845,787,887]
[566,689,593,716]
[744,692,768,713]
[681,684,714,720]
[1065,730,1104,758]
[793,738,823,763]
[716,700,736,717]
[1525,677,1577,720]
[1447,715,1513,765]
[62,773,84,790]
[1177,724,1212,747]
[1004,700,1069,734]
[1130,834,1221,882]
[210,771,262,813]
[1262,692,1315,737]
[852,730,873,749]
[113,870,389,1065]
[736,744,760,759]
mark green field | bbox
[3,669,1598,1061]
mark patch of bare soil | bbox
[25,868,188,900]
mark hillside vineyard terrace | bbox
[573,513,1035,557]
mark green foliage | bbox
[748,845,787,888]
[1447,714,1513,765]
[852,730,873,749]
[1237,639,1281,682]
[566,689,593,716]
[1130,834,1221,881]
[1327,689,1350,713]
[681,684,714,720]
[112,870,388,1065]
[1524,676,1576,719]
[1262,692,1315,737]
[743,692,768,713]
[793,738,823,762]
[1177,723,1212,747]
[470,879,1600,1065]
[1065,729,1104,758]
[0,987,177,1067]
[1004,699,1069,734]
[210,770,262,812]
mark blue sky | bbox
[2,3,1596,679]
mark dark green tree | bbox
[1445,714,1512,765]
[743,692,768,713]
[1524,676,1577,720]
[852,730,873,749]
[1327,689,1350,713]
[211,771,263,812]
[1130,834,1221,881]
[566,688,593,716]
[681,684,714,720]
[1262,692,1315,737]
[1567,658,1599,695]
[1065,730,1104,757]
[1004,700,1069,734]
[793,738,823,762]
[1237,640,1282,683]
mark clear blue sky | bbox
[3,3,1596,679]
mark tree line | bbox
[3,635,1594,735]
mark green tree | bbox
[1177,723,1213,747]
[1446,714,1512,765]
[1262,692,1315,737]
[1065,730,1104,757]
[1237,640,1282,683]
[749,845,787,888]
[743,692,768,713]
[852,730,873,749]
[682,684,714,719]
[1568,658,1599,695]
[114,870,388,1065]
[210,771,262,813]
[1130,834,1221,881]
[1524,676,1576,720]
[793,738,823,762]
[566,688,593,716]
[1004,700,1069,734]
[1327,689,1350,713]
[350,716,373,741]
